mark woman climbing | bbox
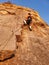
[23,13,32,31]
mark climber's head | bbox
[28,13,31,15]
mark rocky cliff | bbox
[0,2,49,65]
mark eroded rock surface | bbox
[0,2,49,65]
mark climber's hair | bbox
[28,13,31,15]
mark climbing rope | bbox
[0,31,14,51]
[0,26,22,51]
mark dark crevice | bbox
[15,35,22,42]
[16,46,18,49]
[0,54,15,62]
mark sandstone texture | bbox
[0,2,49,65]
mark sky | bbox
[0,0,49,24]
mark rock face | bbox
[0,2,49,65]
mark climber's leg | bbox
[23,20,27,25]
[29,25,32,31]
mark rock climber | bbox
[23,13,32,31]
